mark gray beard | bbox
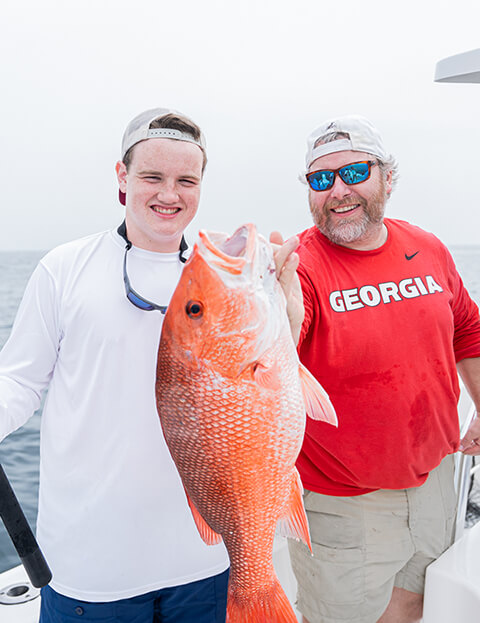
[310,177,388,246]
[320,217,370,245]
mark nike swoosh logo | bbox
[405,251,419,261]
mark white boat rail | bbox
[454,401,477,541]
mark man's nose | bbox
[329,174,351,199]
[156,183,179,203]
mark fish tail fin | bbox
[277,468,312,551]
[227,578,297,622]
[299,363,337,425]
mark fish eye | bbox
[186,300,203,318]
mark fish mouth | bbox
[198,224,257,275]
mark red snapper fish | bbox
[156,224,337,622]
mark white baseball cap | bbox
[305,114,389,170]
[121,107,206,160]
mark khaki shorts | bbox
[288,455,456,623]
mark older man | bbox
[289,115,480,623]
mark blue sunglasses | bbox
[122,248,168,312]
[117,221,187,313]
[306,160,377,192]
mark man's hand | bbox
[457,359,480,455]
[269,231,304,345]
[459,412,480,455]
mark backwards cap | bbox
[121,107,206,159]
[305,114,388,169]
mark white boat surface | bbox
[423,520,480,622]
[0,564,40,623]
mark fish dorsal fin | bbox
[185,491,223,546]
[252,359,282,391]
[276,469,312,551]
[299,363,337,425]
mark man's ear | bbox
[116,161,128,193]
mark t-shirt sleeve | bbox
[446,249,480,361]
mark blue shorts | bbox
[39,569,229,623]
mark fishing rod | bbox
[0,464,52,588]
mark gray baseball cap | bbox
[120,107,206,160]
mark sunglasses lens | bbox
[127,291,155,311]
[339,162,370,185]
[307,170,335,191]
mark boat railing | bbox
[454,401,477,541]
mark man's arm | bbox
[0,262,59,442]
[458,357,480,455]
[269,231,305,346]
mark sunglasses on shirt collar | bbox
[306,160,377,192]
[117,221,187,313]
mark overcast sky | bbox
[1,0,479,250]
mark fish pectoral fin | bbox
[186,492,223,546]
[277,469,312,552]
[299,363,337,425]
[252,359,282,391]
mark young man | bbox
[0,108,301,622]
[288,115,480,623]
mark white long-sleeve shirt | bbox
[0,228,229,601]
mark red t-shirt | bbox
[296,218,480,496]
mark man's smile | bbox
[150,205,181,215]
[331,204,361,214]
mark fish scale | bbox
[156,224,337,621]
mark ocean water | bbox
[0,251,45,574]
[0,246,479,575]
